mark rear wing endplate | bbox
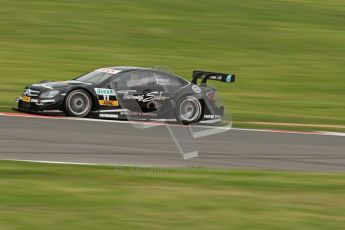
[192,70,235,85]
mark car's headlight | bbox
[39,90,60,98]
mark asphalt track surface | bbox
[0,114,344,171]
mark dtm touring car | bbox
[16,67,235,124]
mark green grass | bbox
[0,160,344,229]
[0,0,344,130]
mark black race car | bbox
[16,67,235,124]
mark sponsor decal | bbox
[118,90,169,102]
[99,114,119,118]
[95,88,117,106]
[203,114,221,119]
[94,88,116,96]
[204,114,214,119]
[120,111,158,117]
[192,85,201,93]
[22,96,31,102]
[142,91,169,102]
[98,100,119,106]
[118,90,144,101]
[226,74,233,82]
[156,78,170,85]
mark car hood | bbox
[29,80,92,91]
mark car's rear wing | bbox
[192,70,235,85]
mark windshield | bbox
[75,68,121,84]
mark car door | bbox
[111,70,151,114]
[113,70,174,115]
[145,70,178,113]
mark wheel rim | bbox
[67,91,91,116]
[179,97,201,122]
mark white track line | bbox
[3,159,99,166]
[2,159,158,167]
[1,112,344,137]
[230,128,345,137]
[321,132,345,137]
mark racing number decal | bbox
[94,88,119,106]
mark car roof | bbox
[104,66,178,77]
[99,66,190,85]
[107,66,149,71]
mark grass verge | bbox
[0,160,344,229]
[0,0,344,131]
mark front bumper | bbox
[16,97,65,115]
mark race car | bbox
[16,66,235,124]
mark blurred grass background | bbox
[0,0,344,128]
[0,161,344,230]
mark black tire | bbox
[176,96,203,125]
[64,89,92,117]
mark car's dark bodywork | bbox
[16,66,235,123]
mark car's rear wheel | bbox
[64,90,92,117]
[176,96,202,125]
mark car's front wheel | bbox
[64,89,92,117]
[176,96,203,125]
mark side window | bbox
[112,71,156,91]
[112,74,130,90]
[127,71,157,89]
[153,72,184,92]
[112,70,188,92]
